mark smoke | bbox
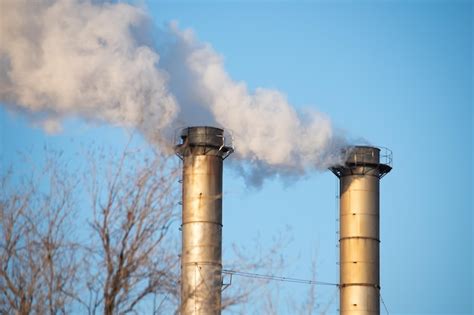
[0,0,346,186]
[0,0,177,139]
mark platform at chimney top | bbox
[330,146,392,178]
[175,126,234,159]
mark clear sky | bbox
[1,0,472,314]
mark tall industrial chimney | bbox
[175,126,233,315]
[330,146,392,315]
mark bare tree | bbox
[0,145,182,315]
[0,144,326,315]
[79,147,181,315]
[0,153,80,315]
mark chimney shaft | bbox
[176,126,233,315]
[331,146,392,315]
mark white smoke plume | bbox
[0,0,346,186]
[0,0,177,138]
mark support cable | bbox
[221,269,338,287]
[380,291,390,315]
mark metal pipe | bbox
[330,146,392,315]
[176,126,233,315]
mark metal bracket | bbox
[221,273,232,291]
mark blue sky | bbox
[1,0,472,314]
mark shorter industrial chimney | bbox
[175,126,233,315]
[330,146,392,315]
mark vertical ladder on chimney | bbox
[334,177,340,313]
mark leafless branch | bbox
[0,151,80,315]
[82,146,180,315]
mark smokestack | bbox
[175,126,233,315]
[330,146,392,315]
